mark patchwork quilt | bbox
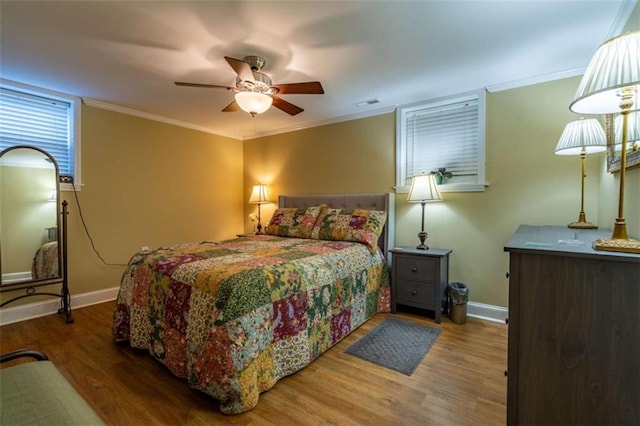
[112,235,390,414]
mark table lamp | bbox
[569,31,640,253]
[407,173,442,249]
[248,184,270,234]
[554,118,606,229]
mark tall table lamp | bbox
[554,118,606,229]
[407,173,442,250]
[248,184,270,234]
[569,31,640,254]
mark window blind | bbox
[0,87,73,179]
[404,99,479,186]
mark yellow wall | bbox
[242,114,397,231]
[243,76,634,308]
[1,104,244,304]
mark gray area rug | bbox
[345,317,441,376]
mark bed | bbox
[112,193,395,414]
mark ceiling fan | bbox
[175,55,324,117]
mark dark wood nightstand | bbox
[390,247,452,323]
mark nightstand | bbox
[390,247,452,323]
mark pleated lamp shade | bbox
[570,31,640,115]
[554,118,606,156]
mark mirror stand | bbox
[1,145,73,324]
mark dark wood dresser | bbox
[504,225,640,426]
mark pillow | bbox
[265,205,326,239]
[311,208,387,254]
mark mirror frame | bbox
[0,145,63,289]
[605,113,640,173]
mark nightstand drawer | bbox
[395,280,436,308]
[395,256,437,282]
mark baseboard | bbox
[0,287,120,326]
[467,301,508,324]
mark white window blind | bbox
[0,85,78,183]
[397,91,486,192]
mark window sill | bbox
[395,183,488,194]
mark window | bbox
[0,80,81,188]
[396,90,486,192]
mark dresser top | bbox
[504,225,640,261]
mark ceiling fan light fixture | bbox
[235,91,273,116]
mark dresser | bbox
[504,225,640,426]
[390,247,451,323]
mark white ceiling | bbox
[1,1,636,140]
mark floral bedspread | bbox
[112,235,390,414]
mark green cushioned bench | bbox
[0,350,104,425]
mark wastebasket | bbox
[448,282,469,324]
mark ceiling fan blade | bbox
[224,56,255,83]
[222,100,240,112]
[273,81,324,95]
[175,81,232,90]
[272,96,304,116]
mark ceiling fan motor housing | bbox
[244,55,266,71]
[236,70,278,95]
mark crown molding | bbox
[81,98,237,139]
[242,106,396,140]
[486,67,585,93]
[608,0,638,38]
[82,98,395,141]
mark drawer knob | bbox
[411,290,417,295]
[412,267,418,272]
[505,272,510,279]
[504,370,508,377]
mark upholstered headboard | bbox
[279,193,395,260]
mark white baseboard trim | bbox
[0,287,120,326]
[467,301,508,324]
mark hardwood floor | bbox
[1,302,507,425]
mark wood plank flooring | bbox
[1,302,507,425]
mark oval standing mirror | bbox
[0,145,61,285]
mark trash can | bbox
[448,282,469,324]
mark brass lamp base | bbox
[593,238,640,254]
[593,219,640,254]
[568,221,597,229]
[568,212,597,229]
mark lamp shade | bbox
[235,92,273,116]
[554,118,606,155]
[248,184,270,204]
[614,110,640,149]
[407,174,442,203]
[570,31,640,114]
